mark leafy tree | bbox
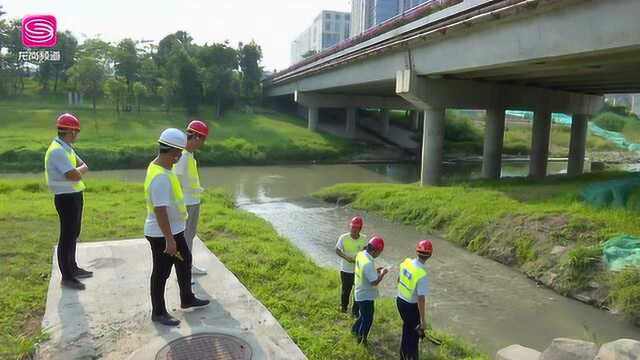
[68,57,106,112]
[169,49,201,115]
[238,41,263,105]
[198,42,238,117]
[103,77,127,113]
[138,55,161,96]
[114,38,140,92]
[132,81,148,112]
[158,78,176,113]
[37,31,78,93]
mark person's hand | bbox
[348,256,356,263]
[164,237,177,256]
[380,268,389,276]
[415,324,426,339]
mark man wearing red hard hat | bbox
[335,216,367,317]
[397,240,433,360]
[44,113,92,290]
[352,235,389,345]
[174,120,210,276]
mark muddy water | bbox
[76,162,640,354]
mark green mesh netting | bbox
[579,176,640,210]
[603,235,640,271]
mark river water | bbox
[7,162,638,353]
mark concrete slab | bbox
[37,238,306,360]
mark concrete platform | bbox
[37,238,306,360]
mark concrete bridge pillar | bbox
[308,107,319,131]
[346,107,357,137]
[568,114,589,176]
[529,109,552,179]
[412,110,421,130]
[421,108,446,186]
[482,108,506,179]
[381,109,391,136]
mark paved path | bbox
[37,238,306,360]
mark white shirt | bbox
[144,174,186,237]
[398,258,429,304]
[335,232,367,273]
[46,137,84,195]
[174,150,202,206]
[355,251,380,302]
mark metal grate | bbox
[156,333,252,360]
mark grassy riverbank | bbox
[0,104,355,173]
[314,172,640,325]
[0,179,486,359]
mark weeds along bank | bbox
[313,172,640,326]
[0,107,354,173]
[0,179,486,360]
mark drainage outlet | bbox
[156,333,253,360]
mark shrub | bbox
[609,267,640,323]
[593,112,629,132]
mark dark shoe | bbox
[74,268,93,279]
[152,313,180,326]
[61,279,86,290]
[181,297,210,309]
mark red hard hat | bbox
[416,240,433,254]
[368,235,385,252]
[56,113,80,131]
[187,120,209,137]
[350,216,363,229]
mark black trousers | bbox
[146,232,194,316]
[352,300,375,341]
[340,271,359,316]
[54,192,83,280]
[397,297,421,360]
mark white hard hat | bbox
[158,128,187,149]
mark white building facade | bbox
[290,11,351,64]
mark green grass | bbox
[0,179,486,359]
[313,172,640,323]
[0,103,355,173]
[593,111,640,145]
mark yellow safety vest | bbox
[354,251,372,288]
[44,140,86,192]
[397,258,428,301]
[144,162,187,220]
[186,152,203,200]
[343,235,366,256]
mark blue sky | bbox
[3,0,351,70]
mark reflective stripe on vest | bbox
[144,162,187,220]
[186,153,203,199]
[397,258,427,300]
[354,251,371,288]
[44,140,86,191]
[343,236,366,256]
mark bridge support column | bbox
[568,114,589,176]
[346,107,357,138]
[412,111,421,130]
[308,107,319,131]
[381,109,390,136]
[421,108,446,186]
[529,109,552,180]
[482,107,506,179]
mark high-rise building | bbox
[351,0,430,37]
[291,11,351,64]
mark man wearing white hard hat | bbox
[143,128,210,327]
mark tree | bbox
[103,77,127,113]
[138,55,161,96]
[238,41,263,105]
[168,49,201,115]
[132,81,148,112]
[198,42,238,118]
[158,78,176,113]
[114,38,140,93]
[68,57,106,112]
[51,31,78,93]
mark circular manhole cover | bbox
[156,333,253,360]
